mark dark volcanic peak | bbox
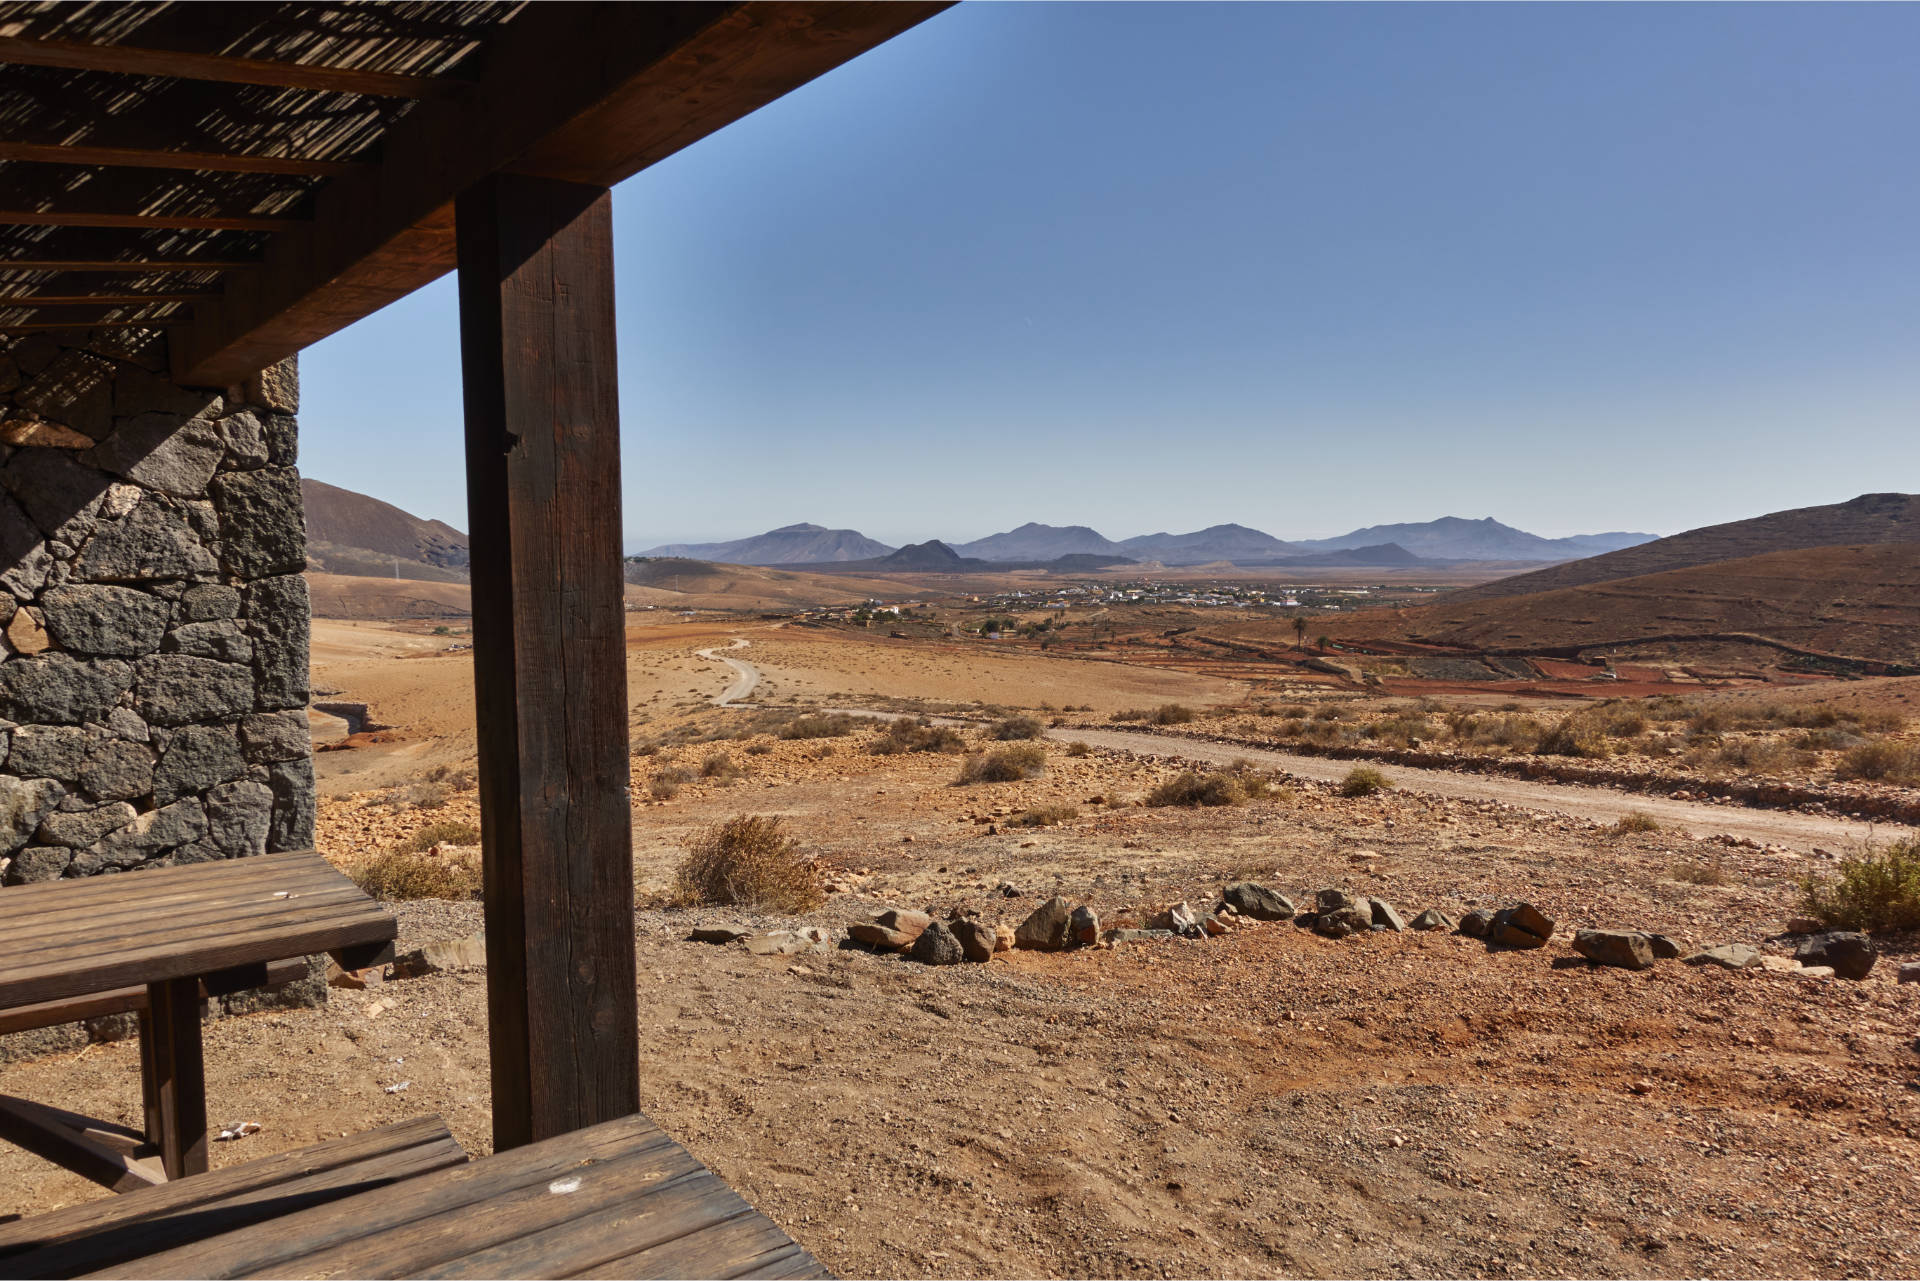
[952,523,1127,562]
[1296,516,1654,563]
[1119,524,1305,565]
[1444,492,1920,606]
[877,540,967,570]
[301,478,470,581]
[638,524,894,566]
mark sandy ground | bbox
[4,618,1918,1278]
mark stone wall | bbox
[0,330,314,886]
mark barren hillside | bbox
[1445,493,1920,604]
[302,478,471,575]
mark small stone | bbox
[1795,965,1836,980]
[1103,928,1178,944]
[391,932,487,977]
[1202,915,1229,937]
[1573,929,1655,971]
[1644,933,1683,960]
[1313,904,1374,939]
[1221,882,1295,921]
[950,918,997,963]
[744,928,829,957]
[1315,888,1355,913]
[1683,943,1763,971]
[1784,916,1824,935]
[0,776,65,855]
[910,920,966,966]
[35,801,137,849]
[1793,931,1877,981]
[2,845,71,884]
[1899,961,1920,986]
[5,608,50,654]
[326,961,382,990]
[1146,901,1204,939]
[1369,899,1407,931]
[1016,896,1075,951]
[1491,903,1554,949]
[1410,909,1455,931]
[993,924,1016,953]
[1068,905,1100,947]
[995,881,1022,898]
[688,926,750,945]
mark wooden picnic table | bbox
[0,850,396,1191]
[81,1111,829,1279]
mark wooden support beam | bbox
[0,319,178,332]
[176,1,952,385]
[0,209,300,231]
[144,978,208,1180]
[0,36,464,99]
[457,173,638,1150]
[0,292,213,306]
[0,1095,164,1194]
[0,141,360,177]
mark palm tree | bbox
[1291,615,1307,648]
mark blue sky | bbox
[301,2,1920,550]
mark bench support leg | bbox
[144,977,208,1179]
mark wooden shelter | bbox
[0,0,944,1203]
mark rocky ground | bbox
[5,721,1917,1278]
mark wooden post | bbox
[456,173,639,1150]
[144,978,207,1178]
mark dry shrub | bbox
[1338,766,1392,797]
[1608,811,1661,837]
[870,718,966,755]
[778,713,862,740]
[1671,857,1732,887]
[989,715,1046,740]
[1110,703,1197,726]
[351,847,481,902]
[1835,740,1920,786]
[395,820,481,854]
[1146,769,1247,808]
[700,751,740,781]
[957,743,1047,784]
[672,815,822,912]
[1800,837,1920,932]
[745,741,773,756]
[1065,741,1092,757]
[648,766,690,800]
[1010,803,1079,828]
[1538,715,1610,759]
[379,780,451,812]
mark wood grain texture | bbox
[145,978,206,1179]
[84,1113,825,1280]
[457,173,638,1151]
[0,36,461,97]
[0,959,305,1038]
[0,1116,466,1280]
[0,1097,163,1198]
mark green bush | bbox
[1800,837,1920,932]
[956,743,1047,784]
[1338,766,1392,797]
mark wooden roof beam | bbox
[0,210,302,231]
[0,141,361,178]
[174,1,952,386]
[0,36,465,99]
[0,292,215,306]
[0,259,255,272]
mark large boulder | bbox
[1221,882,1295,921]
[1411,909,1455,932]
[1016,897,1075,951]
[1572,929,1655,971]
[1794,931,1878,981]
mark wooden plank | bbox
[0,260,254,272]
[0,884,373,972]
[0,142,359,177]
[0,1116,466,1280]
[457,172,637,1150]
[176,2,952,385]
[0,36,465,99]
[0,211,299,232]
[0,958,306,1037]
[0,1097,163,1196]
[84,1113,819,1281]
[0,293,215,306]
[144,978,207,1180]
[91,1115,682,1278]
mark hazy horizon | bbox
[301,4,1920,548]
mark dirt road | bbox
[1055,727,1902,852]
[696,638,760,705]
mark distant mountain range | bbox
[637,516,1656,568]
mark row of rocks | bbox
[0,335,313,882]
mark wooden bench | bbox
[0,1115,467,1280]
[0,959,310,1041]
[82,1111,828,1279]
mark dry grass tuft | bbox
[1010,803,1079,828]
[351,847,482,901]
[989,715,1046,740]
[672,815,822,912]
[1671,857,1733,887]
[1608,811,1662,837]
[1338,766,1392,797]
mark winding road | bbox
[696,638,761,706]
[695,640,1901,851]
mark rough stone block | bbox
[2,449,109,544]
[134,654,253,725]
[3,845,72,884]
[0,492,54,596]
[86,417,225,496]
[205,779,272,858]
[245,574,309,710]
[73,797,206,873]
[78,738,154,801]
[239,710,311,763]
[0,776,66,855]
[36,801,136,849]
[4,725,92,780]
[165,620,253,663]
[73,501,217,583]
[153,724,248,804]
[266,756,315,850]
[0,654,132,724]
[209,467,305,577]
[245,359,298,414]
[179,583,241,621]
[39,585,169,657]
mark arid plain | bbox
[3,590,1917,1279]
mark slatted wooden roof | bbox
[0,0,948,383]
